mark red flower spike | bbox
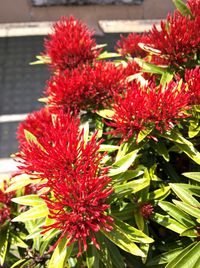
[17,107,52,145]
[45,61,126,112]
[44,16,100,71]
[147,11,200,67]
[187,0,200,17]
[108,81,190,141]
[185,67,200,105]
[15,111,113,256]
[116,33,149,58]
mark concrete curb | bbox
[0,19,160,37]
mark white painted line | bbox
[98,19,161,33]
[0,114,27,123]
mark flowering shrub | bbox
[1,1,200,267]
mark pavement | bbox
[0,20,158,175]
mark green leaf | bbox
[169,184,200,207]
[11,233,28,248]
[106,239,126,268]
[24,129,46,151]
[188,119,200,138]
[172,0,194,18]
[112,203,135,221]
[182,172,200,182]
[160,72,174,85]
[80,121,89,145]
[147,248,184,266]
[11,195,45,206]
[0,223,10,266]
[12,204,48,222]
[113,168,144,183]
[99,144,119,152]
[173,200,200,219]
[137,126,154,143]
[180,227,196,237]
[135,58,166,75]
[160,130,200,164]
[158,201,195,227]
[86,245,100,268]
[30,55,51,65]
[101,217,153,257]
[109,150,139,176]
[166,242,200,268]
[151,213,186,233]
[97,51,121,60]
[48,237,73,268]
[5,174,39,193]
[114,178,149,198]
[96,109,115,119]
[134,210,145,231]
[151,141,170,162]
[148,186,171,201]
[11,259,29,268]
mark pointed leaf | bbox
[109,150,139,176]
[182,172,200,182]
[173,200,200,219]
[12,195,45,206]
[158,201,195,227]
[170,183,200,207]
[12,204,48,222]
[48,237,73,268]
[151,213,186,233]
[137,126,154,143]
[173,0,194,18]
[166,242,200,268]
[148,186,171,201]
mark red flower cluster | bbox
[185,67,200,105]
[116,33,149,58]
[44,16,100,71]
[187,0,200,17]
[0,181,15,225]
[46,61,126,112]
[16,112,113,255]
[140,203,154,219]
[17,108,52,145]
[108,81,190,141]
[147,10,200,67]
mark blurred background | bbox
[0,0,176,174]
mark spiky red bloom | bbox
[42,161,113,255]
[140,203,154,219]
[44,16,100,71]
[116,33,149,58]
[185,67,200,105]
[46,61,126,112]
[17,108,52,145]
[187,0,200,17]
[147,11,200,67]
[15,112,113,255]
[108,81,190,141]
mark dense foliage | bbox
[1,0,200,267]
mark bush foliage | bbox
[1,0,200,267]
